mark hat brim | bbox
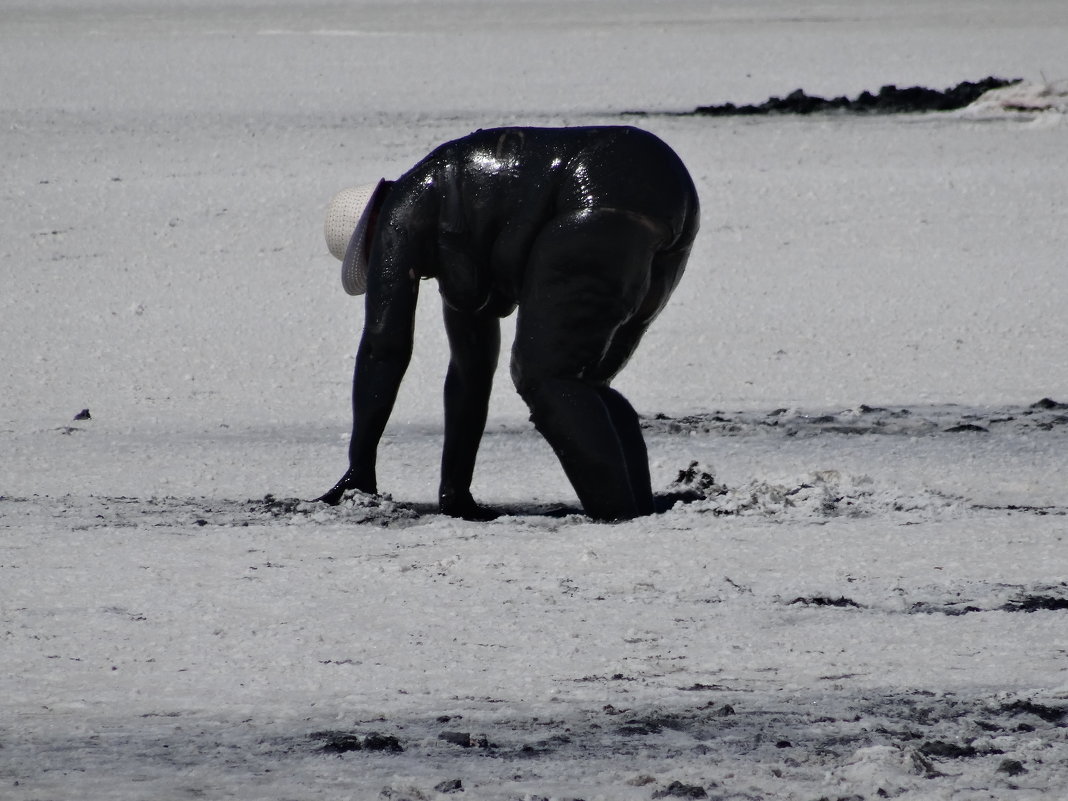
[341,178,389,296]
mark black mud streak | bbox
[623,77,1020,117]
[689,77,1019,116]
[973,503,1067,516]
[909,582,1068,616]
[788,595,863,609]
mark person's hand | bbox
[315,467,376,506]
[439,489,498,521]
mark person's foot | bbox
[440,491,499,521]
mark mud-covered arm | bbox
[317,234,420,504]
[438,305,500,519]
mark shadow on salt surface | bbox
[0,478,972,532]
[4,466,1059,535]
[0,492,591,532]
[6,688,1065,800]
[256,688,1068,800]
[5,399,1063,529]
[0,493,416,531]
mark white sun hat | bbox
[324,179,389,296]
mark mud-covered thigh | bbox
[510,209,673,393]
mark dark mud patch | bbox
[908,583,1068,616]
[624,77,1020,117]
[999,700,1068,724]
[438,731,496,750]
[618,714,689,737]
[971,504,1066,516]
[909,601,985,617]
[918,740,984,759]
[690,77,1019,116]
[652,781,709,799]
[311,730,404,754]
[943,423,989,433]
[1001,593,1068,613]
[788,595,863,609]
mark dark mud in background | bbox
[625,77,1020,117]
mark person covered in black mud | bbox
[317,125,700,521]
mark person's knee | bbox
[514,372,604,445]
[510,351,569,404]
[513,371,568,428]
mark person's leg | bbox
[585,244,692,516]
[596,386,653,515]
[520,376,642,519]
[511,209,665,520]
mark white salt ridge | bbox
[671,467,970,522]
[964,79,1068,117]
